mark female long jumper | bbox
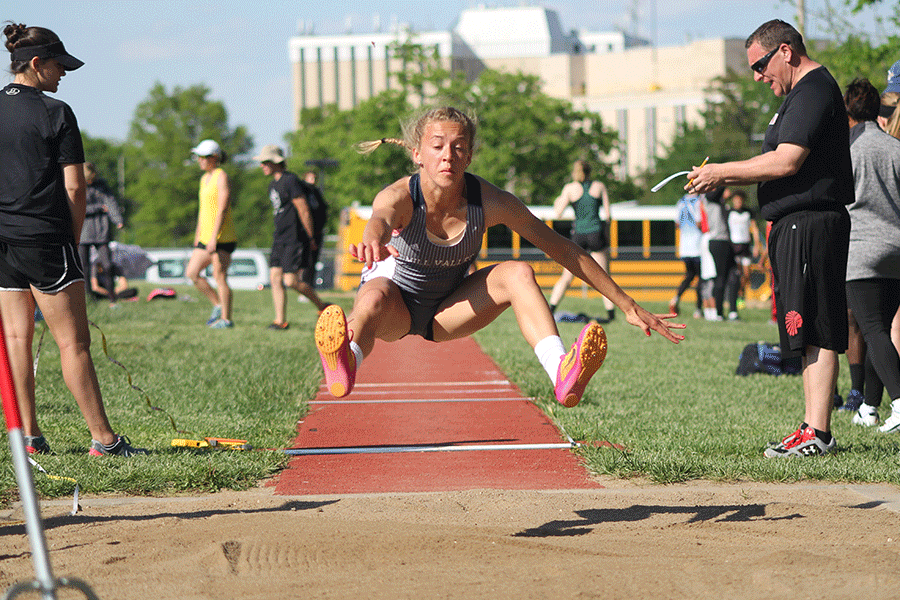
[315,107,684,406]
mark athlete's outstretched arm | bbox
[479,176,685,343]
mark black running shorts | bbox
[768,208,850,357]
[0,242,84,293]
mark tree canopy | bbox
[122,83,270,247]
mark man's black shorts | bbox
[769,208,850,357]
[0,242,84,293]
[269,242,305,274]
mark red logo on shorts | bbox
[785,311,803,336]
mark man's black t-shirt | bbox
[0,83,85,245]
[269,171,308,245]
[757,66,854,221]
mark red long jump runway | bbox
[274,335,603,495]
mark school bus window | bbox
[550,220,570,238]
[616,220,643,251]
[486,224,512,250]
[651,221,676,249]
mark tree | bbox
[123,83,265,247]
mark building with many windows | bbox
[289,5,747,179]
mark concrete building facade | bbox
[288,5,747,179]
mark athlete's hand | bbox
[624,304,686,344]
[349,240,399,269]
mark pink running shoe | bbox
[315,305,357,397]
[554,322,608,407]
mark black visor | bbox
[10,41,83,71]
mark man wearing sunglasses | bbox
[686,20,853,459]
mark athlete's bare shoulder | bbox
[372,176,414,228]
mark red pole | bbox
[0,313,57,598]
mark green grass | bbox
[474,298,900,485]
[3,289,899,506]
[1,284,342,505]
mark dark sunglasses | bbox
[751,46,779,74]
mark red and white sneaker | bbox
[763,426,835,458]
[554,322,607,407]
[315,305,357,398]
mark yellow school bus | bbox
[333,202,770,304]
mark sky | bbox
[1,0,887,158]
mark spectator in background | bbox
[548,160,616,322]
[300,169,329,298]
[845,77,900,431]
[842,62,900,415]
[670,192,703,319]
[0,22,146,456]
[877,59,900,138]
[725,189,760,320]
[79,162,123,304]
[255,145,327,330]
[687,20,853,457]
[186,139,236,328]
[90,260,138,301]
[702,186,734,321]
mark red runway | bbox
[274,335,603,495]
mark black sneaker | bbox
[89,434,149,457]
[840,389,865,412]
[764,426,835,458]
[24,435,51,455]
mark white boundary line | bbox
[310,397,534,405]
[320,380,512,389]
[319,389,517,397]
[284,442,579,455]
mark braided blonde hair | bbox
[356,107,477,165]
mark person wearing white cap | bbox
[187,139,237,328]
[254,144,328,329]
[0,22,147,456]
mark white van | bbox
[144,248,270,290]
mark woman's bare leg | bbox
[0,290,38,435]
[432,262,557,348]
[33,283,116,445]
[211,250,233,321]
[185,248,218,306]
[346,278,412,357]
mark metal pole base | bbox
[3,577,101,600]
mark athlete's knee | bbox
[355,287,391,312]
[497,261,538,289]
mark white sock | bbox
[534,335,566,383]
[349,341,364,369]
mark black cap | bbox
[10,41,83,71]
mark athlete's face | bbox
[413,120,472,186]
